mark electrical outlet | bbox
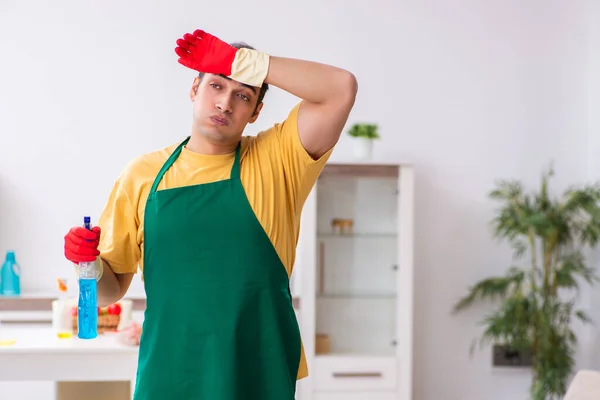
[492,344,532,367]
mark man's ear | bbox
[249,102,264,124]
[189,77,200,101]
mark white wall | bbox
[0,1,598,399]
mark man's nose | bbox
[215,94,233,113]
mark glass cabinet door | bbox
[314,165,399,357]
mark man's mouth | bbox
[210,116,229,126]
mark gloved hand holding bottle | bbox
[64,225,103,281]
[64,218,102,339]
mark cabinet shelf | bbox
[315,351,397,360]
[317,233,397,239]
[314,354,397,361]
[317,293,396,300]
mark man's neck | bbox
[186,133,238,155]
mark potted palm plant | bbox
[347,123,380,159]
[453,167,600,400]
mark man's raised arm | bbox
[264,56,358,159]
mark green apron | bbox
[132,137,301,400]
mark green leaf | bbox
[575,310,592,324]
[510,239,528,260]
[556,253,599,287]
[452,267,525,313]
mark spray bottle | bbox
[77,216,98,339]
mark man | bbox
[63,29,357,399]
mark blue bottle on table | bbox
[0,250,21,296]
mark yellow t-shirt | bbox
[97,101,332,380]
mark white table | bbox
[0,327,139,400]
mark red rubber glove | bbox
[64,226,101,263]
[174,29,270,88]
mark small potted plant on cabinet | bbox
[347,123,380,159]
[453,166,600,400]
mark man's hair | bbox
[197,42,269,111]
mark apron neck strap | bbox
[150,137,189,194]
[230,141,242,180]
[150,137,241,195]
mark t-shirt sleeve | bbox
[97,168,141,275]
[273,101,335,212]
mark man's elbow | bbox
[339,71,358,105]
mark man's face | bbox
[190,74,263,144]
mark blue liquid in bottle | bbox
[78,216,98,339]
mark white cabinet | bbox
[297,163,414,400]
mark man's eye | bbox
[238,94,249,101]
[210,83,221,89]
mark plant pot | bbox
[352,137,374,160]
